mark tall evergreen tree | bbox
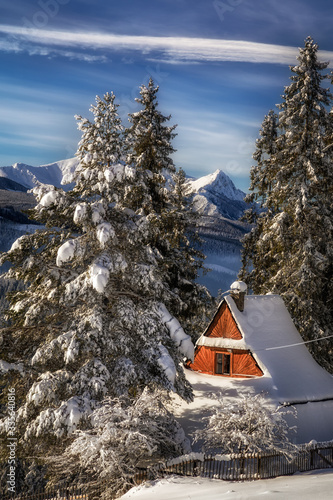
[164,167,211,339]
[240,37,333,372]
[125,77,177,213]
[0,92,194,482]
[125,79,211,340]
[240,109,279,292]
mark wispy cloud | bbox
[0,33,108,62]
[1,24,333,66]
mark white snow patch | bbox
[9,234,27,252]
[64,334,79,364]
[157,344,177,387]
[91,201,105,224]
[121,470,333,500]
[56,239,76,266]
[96,222,115,247]
[103,163,135,184]
[39,190,59,207]
[158,303,194,362]
[197,336,247,350]
[65,397,84,427]
[90,262,110,293]
[73,203,87,224]
[166,452,205,466]
[230,280,247,293]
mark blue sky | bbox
[1,0,333,191]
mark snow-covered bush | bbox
[49,389,190,499]
[196,393,297,458]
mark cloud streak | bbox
[2,24,333,66]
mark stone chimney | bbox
[230,281,247,312]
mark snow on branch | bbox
[157,303,194,361]
[56,239,77,267]
[157,344,177,387]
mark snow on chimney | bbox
[230,281,247,312]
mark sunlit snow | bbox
[56,239,76,266]
[158,303,194,361]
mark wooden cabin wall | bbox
[207,302,242,340]
[188,346,215,375]
[187,347,263,377]
[232,350,263,377]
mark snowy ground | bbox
[122,369,333,499]
[173,366,333,446]
[121,469,333,499]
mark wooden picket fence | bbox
[1,443,332,499]
[138,442,333,483]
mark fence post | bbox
[257,454,261,478]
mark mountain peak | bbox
[0,159,248,221]
[187,168,245,203]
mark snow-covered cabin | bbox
[187,281,263,378]
[187,282,333,406]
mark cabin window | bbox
[215,352,231,375]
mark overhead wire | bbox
[263,334,333,351]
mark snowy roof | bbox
[197,294,333,405]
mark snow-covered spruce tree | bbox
[196,393,297,458]
[0,92,194,481]
[125,77,177,213]
[125,78,211,341]
[240,109,279,292]
[240,37,333,372]
[75,91,124,169]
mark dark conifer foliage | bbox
[0,89,199,475]
[240,37,333,372]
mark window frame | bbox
[215,351,232,376]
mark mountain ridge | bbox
[0,158,248,220]
[0,158,78,191]
[0,158,250,295]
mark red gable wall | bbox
[188,346,263,377]
[206,301,242,339]
[187,300,263,378]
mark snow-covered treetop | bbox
[126,78,177,177]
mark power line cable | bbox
[263,334,333,351]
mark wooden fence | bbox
[1,443,332,499]
[138,442,333,483]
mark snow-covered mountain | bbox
[187,169,247,220]
[0,158,248,219]
[188,169,245,203]
[0,158,250,296]
[0,158,78,191]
